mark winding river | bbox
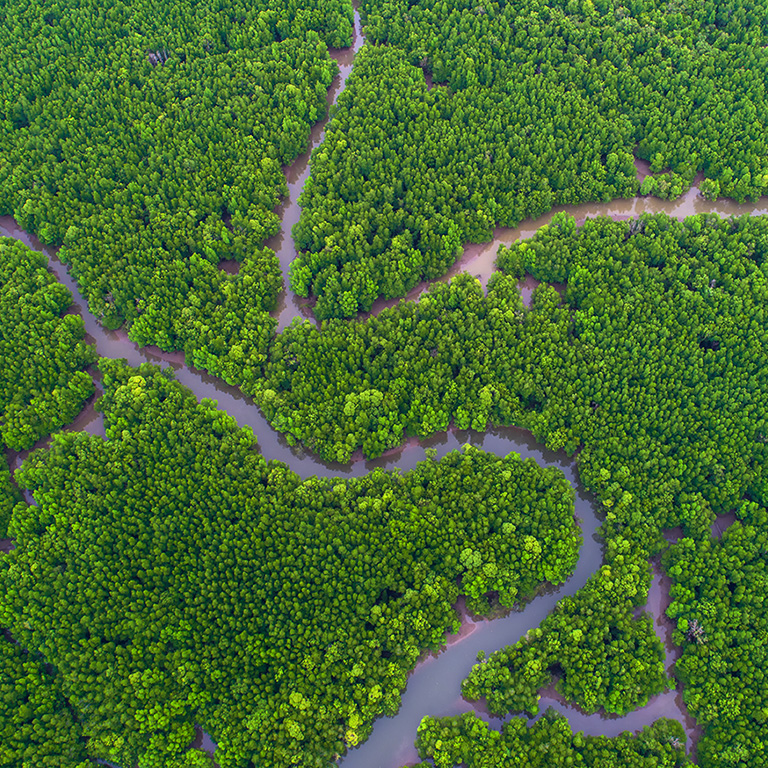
[1,4,766,765]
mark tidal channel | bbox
[2,3,765,763]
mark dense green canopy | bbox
[261,214,768,551]
[256,212,768,726]
[0,237,96,535]
[0,634,90,768]
[408,711,688,768]
[3,0,768,755]
[0,360,580,767]
[663,501,768,766]
[0,239,96,453]
[0,457,21,540]
[292,0,768,316]
[0,0,351,364]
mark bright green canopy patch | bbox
[0,360,579,767]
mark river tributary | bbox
[2,4,765,762]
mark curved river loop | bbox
[2,4,767,765]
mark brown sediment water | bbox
[517,275,566,308]
[6,7,768,763]
[365,185,768,317]
[266,3,365,332]
[634,158,652,181]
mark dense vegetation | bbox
[0,360,580,768]
[255,212,768,718]
[0,237,95,536]
[0,238,96,453]
[0,634,90,768]
[1,624,216,768]
[261,213,768,551]
[292,0,768,316]
[663,500,768,767]
[4,0,768,755]
[0,0,352,371]
[407,711,688,768]
[257,272,513,460]
[0,456,21,541]
[462,547,670,716]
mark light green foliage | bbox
[0,634,90,767]
[0,457,21,539]
[0,360,580,767]
[0,237,96,462]
[462,547,671,716]
[0,0,351,363]
[663,500,768,767]
[293,0,768,315]
[409,711,688,768]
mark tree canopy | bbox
[261,213,768,555]
[0,634,90,768]
[0,0,352,363]
[0,237,96,535]
[408,710,688,768]
[255,212,768,727]
[0,360,580,767]
[663,500,768,766]
[291,0,768,316]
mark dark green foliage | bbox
[263,214,768,552]
[503,213,768,548]
[0,456,21,539]
[0,238,96,453]
[462,548,670,716]
[409,711,688,768]
[293,0,768,315]
[0,360,580,767]
[0,633,90,768]
[0,0,351,362]
[663,500,768,766]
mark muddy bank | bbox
[365,186,768,318]
[265,4,365,331]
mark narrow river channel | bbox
[2,4,767,763]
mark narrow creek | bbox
[2,4,765,762]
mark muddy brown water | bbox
[256,4,365,331]
[366,184,768,318]
[3,4,767,762]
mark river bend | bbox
[2,4,766,763]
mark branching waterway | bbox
[3,5,768,763]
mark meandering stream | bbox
[2,4,766,763]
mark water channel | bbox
[2,4,766,764]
